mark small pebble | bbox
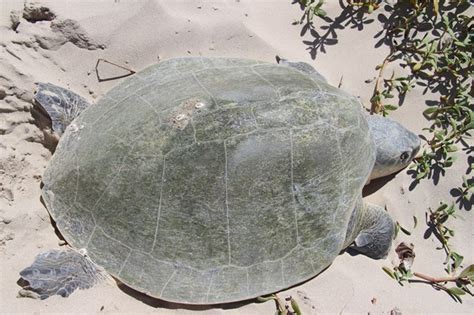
[1,217,12,224]
[391,307,402,315]
[5,232,14,241]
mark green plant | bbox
[451,175,474,210]
[297,0,327,23]
[383,263,474,303]
[395,220,413,237]
[426,202,465,274]
[294,0,473,303]
[296,0,473,183]
[370,1,473,182]
[382,241,473,303]
[257,294,302,315]
[381,202,472,303]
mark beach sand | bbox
[0,1,472,314]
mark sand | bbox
[0,1,472,314]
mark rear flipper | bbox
[34,83,91,136]
[19,248,106,299]
[345,202,395,259]
[275,56,328,83]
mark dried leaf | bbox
[395,242,415,271]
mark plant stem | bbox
[435,222,453,257]
[413,272,458,283]
[370,54,392,114]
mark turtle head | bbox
[367,115,420,180]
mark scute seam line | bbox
[90,133,143,212]
[159,269,177,298]
[224,140,232,264]
[289,129,299,245]
[149,156,166,253]
[191,71,217,106]
[250,65,281,99]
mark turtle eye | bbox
[400,151,410,161]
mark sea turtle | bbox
[21,57,420,304]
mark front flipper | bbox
[19,248,106,299]
[345,200,395,259]
[275,55,328,83]
[34,83,91,136]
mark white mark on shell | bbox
[175,114,186,121]
[69,123,79,132]
[195,102,205,109]
[169,98,206,130]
